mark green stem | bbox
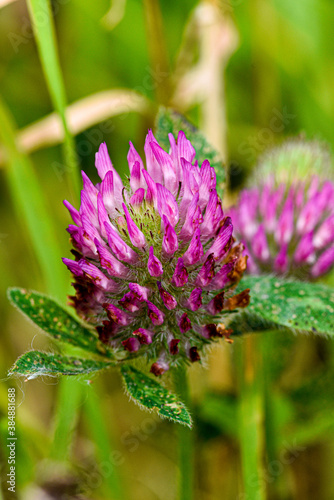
[262,332,287,500]
[84,386,124,500]
[50,377,83,461]
[173,365,194,500]
[237,335,266,500]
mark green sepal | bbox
[120,365,192,428]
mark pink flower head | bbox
[229,177,334,279]
[63,131,249,374]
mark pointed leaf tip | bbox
[120,365,192,428]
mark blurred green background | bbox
[1,0,334,498]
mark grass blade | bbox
[50,377,83,461]
[26,0,80,200]
[0,97,67,297]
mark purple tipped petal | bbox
[63,200,81,226]
[62,258,84,277]
[156,183,179,227]
[187,287,202,311]
[105,222,139,263]
[129,282,150,301]
[122,203,146,248]
[96,144,124,199]
[147,301,165,325]
[210,262,234,289]
[101,171,120,216]
[133,328,155,345]
[171,258,188,287]
[274,244,289,274]
[97,192,111,239]
[179,158,199,216]
[297,196,322,234]
[144,130,163,183]
[147,246,163,277]
[122,337,140,352]
[105,303,131,325]
[151,142,178,195]
[201,191,223,239]
[263,184,285,232]
[183,228,203,266]
[81,215,102,254]
[130,161,145,193]
[95,142,113,180]
[127,141,144,173]
[179,193,202,242]
[95,240,129,278]
[198,160,215,210]
[253,225,270,261]
[205,217,233,261]
[67,225,85,253]
[196,254,215,287]
[79,261,118,292]
[130,188,145,208]
[81,170,98,207]
[119,292,141,312]
[177,130,196,163]
[275,195,294,244]
[314,214,334,249]
[157,282,177,310]
[178,312,192,333]
[162,215,178,256]
[142,169,158,208]
[237,189,259,239]
[311,246,334,277]
[294,231,315,264]
[80,190,99,228]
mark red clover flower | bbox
[62,130,250,375]
[229,141,334,279]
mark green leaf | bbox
[120,365,192,428]
[155,107,226,195]
[8,288,112,358]
[229,275,334,336]
[9,351,112,377]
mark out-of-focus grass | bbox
[27,0,80,200]
[1,0,334,498]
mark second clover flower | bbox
[63,130,250,374]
